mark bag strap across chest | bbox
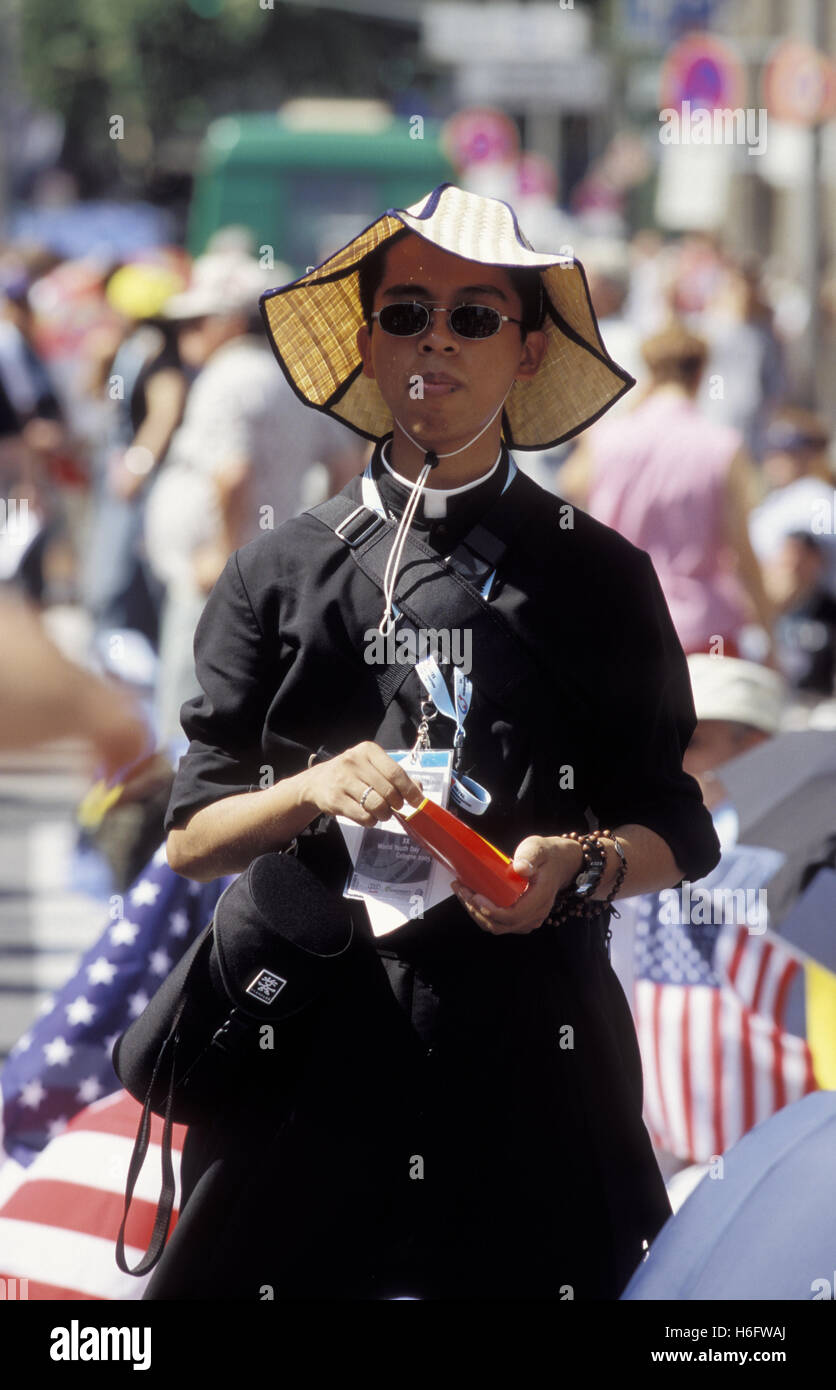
[308,468,547,713]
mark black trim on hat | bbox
[269,203,401,287]
[504,198,538,254]
[540,374,636,451]
[260,255,378,296]
[256,295,382,445]
[323,359,363,408]
[257,293,339,413]
[406,182,451,222]
[573,257,625,361]
[542,285,633,384]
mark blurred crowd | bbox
[0,231,368,789]
[558,232,836,723]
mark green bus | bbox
[187,101,455,275]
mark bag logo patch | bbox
[245,969,288,1005]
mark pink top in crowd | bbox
[586,391,751,654]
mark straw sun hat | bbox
[259,182,634,451]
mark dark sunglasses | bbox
[371,301,522,340]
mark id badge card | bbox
[386,748,452,813]
[337,749,454,936]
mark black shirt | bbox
[165,435,720,891]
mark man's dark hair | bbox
[357,229,546,339]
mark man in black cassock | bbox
[144,185,721,1300]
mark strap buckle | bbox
[209,1009,251,1056]
[334,505,385,549]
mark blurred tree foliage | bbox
[20,0,427,197]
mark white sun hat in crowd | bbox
[687,654,787,736]
[164,253,291,322]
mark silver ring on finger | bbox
[359,784,374,809]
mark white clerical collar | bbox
[379,441,504,518]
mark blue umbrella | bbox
[622,1091,836,1300]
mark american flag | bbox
[0,844,234,1297]
[629,848,818,1164]
[0,1090,186,1299]
[0,843,232,1165]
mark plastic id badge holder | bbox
[336,749,455,937]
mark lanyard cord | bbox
[378,391,511,636]
[379,455,434,637]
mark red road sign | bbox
[660,33,746,112]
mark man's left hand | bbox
[452,834,583,935]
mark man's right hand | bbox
[300,741,425,828]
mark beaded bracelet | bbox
[545,829,628,929]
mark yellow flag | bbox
[77,779,124,831]
[806,960,836,1090]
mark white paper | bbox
[336,749,455,936]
